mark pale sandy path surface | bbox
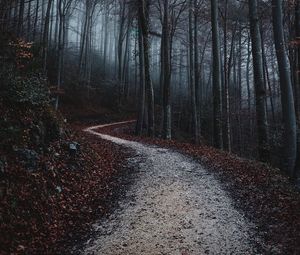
[81,122,260,255]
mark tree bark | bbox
[194,0,201,138]
[17,0,25,36]
[189,0,199,144]
[135,17,145,136]
[42,0,54,73]
[272,0,297,176]
[211,0,223,149]
[248,0,269,161]
[162,0,171,140]
[138,0,155,137]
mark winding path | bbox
[82,122,258,255]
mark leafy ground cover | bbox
[98,121,300,254]
[0,122,134,255]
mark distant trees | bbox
[1,0,300,178]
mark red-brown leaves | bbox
[99,121,300,254]
[0,124,132,255]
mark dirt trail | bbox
[82,122,259,255]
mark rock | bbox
[15,149,39,170]
[69,142,80,157]
[0,160,5,174]
[56,186,62,193]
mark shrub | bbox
[6,73,50,106]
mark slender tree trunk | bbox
[79,4,89,82]
[222,0,231,152]
[42,0,54,73]
[237,24,242,155]
[17,0,25,36]
[55,0,64,110]
[117,2,126,104]
[189,0,199,144]
[54,0,59,47]
[272,0,297,176]
[248,0,269,161]
[211,0,223,148]
[27,0,31,39]
[138,0,154,137]
[103,6,109,78]
[162,0,171,140]
[295,0,300,179]
[122,23,131,100]
[262,41,276,123]
[135,18,145,135]
[294,1,300,122]
[194,0,201,140]
[49,1,55,49]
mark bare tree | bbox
[138,0,155,137]
[211,0,223,149]
[272,0,297,176]
[248,0,269,161]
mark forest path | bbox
[82,122,258,255]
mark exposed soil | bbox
[88,121,300,255]
[82,123,263,255]
[0,122,135,255]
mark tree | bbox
[189,0,200,144]
[222,0,231,152]
[248,0,269,161]
[42,0,54,73]
[211,0,223,149]
[272,0,297,176]
[138,0,155,137]
[161,0,171,140]
[55,0,74,110]
[135,15,146,136]
[17,0,25,36]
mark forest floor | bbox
[81,122,260,255]
[2,116,300,254]
[1,116,135,254]
[78,121,300,255]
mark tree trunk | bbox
[211,0,223,149]
[294,0,300,180]
[294,1,300,122]
[17,0,25,36]
[103,6,109,78]
[222,0,231,152]
[162,0,171,140]
[135,17,145,136]
[194,0,201,142]
[138,0,154,137]
[27,0,31,39]
[272,0,297,176]
[42,0,54,73]
[117,1,126,104]
[55,0,64,110]
[189,0,199,144]
[248,0,269,161]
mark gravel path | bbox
[83,123,259,255]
